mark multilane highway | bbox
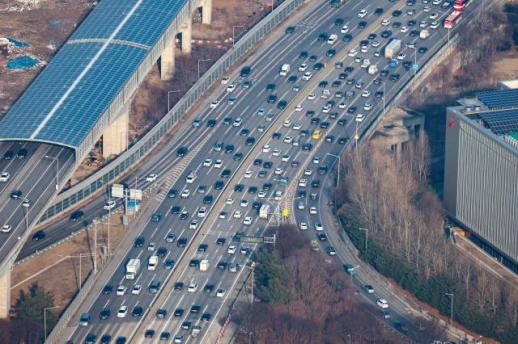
[61,0,477,343]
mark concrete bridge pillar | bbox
[160,39,176,81]
[0,268,11,318]
[102,108,129,158]
[180,19,192,54]
[201,0,212,25]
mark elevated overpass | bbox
[0,0,213,317]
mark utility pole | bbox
[445,292,454,326]
[43,305,60,340]
[93,220,98,273]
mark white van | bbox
[186,171,197,184]
[148,255,158,271]
[279,63,290,76]
[327,34,338,45]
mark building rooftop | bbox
[0,0,186,150]
[476,89,518,110]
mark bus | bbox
[444,11,462,29]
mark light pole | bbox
[232,25,244,47]
[445,292,454,326]
[359,228,369,255]
[43,155,59,191]
[197,58,211,79]
[243,264,255,304]
[58,253,94,290]
[326,153,341,186]
[167,89,182,111]
[43,305,60,340]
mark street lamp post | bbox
[43,305,60,340]
[232,25,244,47]
[359,228,369,255]
[326,153,341,186]
[167,90,182,111]
[197,59,212,79]
[445,292,454,326]
[43,155,59,191]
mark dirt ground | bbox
[11,214,125,311]
[0,0,94,116]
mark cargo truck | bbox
[384,39,401,59]
[199,259,209,272]
[259,204,270,219]
[147,255,158,271]
[126,258,141,279]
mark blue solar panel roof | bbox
[479,110,518,136]
[477,89,518,110]
[0,0,186,149]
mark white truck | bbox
[147,255,158,271]
[279,63,290,76]
[368,64,378,75]
[384,39,402,59]
[259,204,270,219]
[199,259,209,272]
[126,258,141,280]
[419,29,430,39]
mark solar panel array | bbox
[0,0,186,149]
[477,89,518,110]
[479,110,518,136]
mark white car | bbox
[298,63,308,72]
[117,305,128,318]
[341,25,349,33]
[355,114,365,122]
[221,76,230,84]
[22,199,31,208]
[226,84,236,93]
[304,169,313,176]
[244,170,252,178]
[132,285,142,295]
[226,198,234,205]
[396,52,406,60]
[219,211,227,219]
[339,102,347,109]
[429,12,438,20]
[233,210,242,219]
[103,200,116,210]
[315,223,324,231]
[283,119,292,128]
[272,149,281,157]
[283,136,293,144]
[243,216,253,225]
[240,199,248,207]
[358,9,367,18]
[309,206,318,215]
[227,245,237,254]
[377,299,389,309]
[203,158,212,167]
[181,189,190,198]
[262,144,271,153]
[116,285,127,296]
[298,178,307,187]
[274,167,283,175]
[400,26,408,33]
[430,21,440,29]
[216,288,226,298]
[293,123,302,130]
[257,191,266,198]
[312,156,320,164]
[147,242,155,251]
[363,103,373,111]
[0,172,10,182]
[197,207,207,218]
[360,45,368,53]
[419,20,428,29]
[1,225,11,233]
[297,201,305,210]
[300,222,308,230]
[381,18,390,26]
[302,71,312,81]
[214,159,223,168]
[281,155,289,162]
[187,282,198,293]
[361,90,370,98]
[146,174,158,182]
[295,105,303,112]
[209,100,220,108]
[307,93,316,100]
[348,48,358,57]
[190,220,199,229]
[233,118,242,127]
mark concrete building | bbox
[444,89,518,271]
[370,106,424,153]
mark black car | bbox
[86,334,97,344]
[358,21,367,29]
[334,18,344,26]
[167,188,177,198]
[285,26,295,34]
[318,32,329,41]
[149,281,160,294]
[407,19,416,27]
[207,119,217,127]
[144,330,155,338]
[338,118,347,126]
[320,122,330,129]
[298,51,308,59]
[318,80,328,88]
[99,308,111,320]
[102,285,113,295]
[309,54,318,62]
[240,128,250,136]
[190,305,201,314]
[224,144,234,154]
[306,110,316,117]
[347,106,357,114]
[392,9,402,17]
[16,149,28,159]
[31,230,46,241]
[311,180,321,188]
[380,69,389,77]
[266,83,276,91]
[418,47,428,54]
[157,247,167,257]
[326,49,336,57]
[253,158,263,166]
[201,313,212,322]
[176,146,188,157]
[392,21,401,29]
[409,30,420,37]
[263,161,273,169]
[134,236,145,247]
[170,206,181,214]
[390,73,400,81]
[204,284,215,292]
[181,321,192,330]
[189,259,200,267]
[214,180,225,190]
[360,39,369,47]
[203,194,214,204]
[3,151,13,160]
[338,137,348,144]
[331,80,341,88]
[381,30,392,38]
[267,94,277,104]
[221,169,231,178]
[179,211,189,220]
[156,308,167,318]
[245,137,256,146]
[177,237,188,247]
[318,233,328,241]
[311,117,320,125]
[302,143,313,151]
[318,166,328,175]
[262,182,272,191]
[159,332,170,341]
[115,337,126,344]
[345,66,354,73]
[217,261,228,270]
[198,244,208,252]
[367,33,377,40]
[10,190,22,199]
[174,282,184,290]
[234,184,244,192]
[223,117,232,125]
[216,237,226,245]
[174,308,184,317]
[277,100,287,109]
[233,152,243,161]
[342,34,353,42]
[338,72,348,80]
[313,62,324,71]
[240,66,252,78]
[132,306,143,317]
[248,186,257,194]
[70,210,84,222]
[374,7,383,15]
